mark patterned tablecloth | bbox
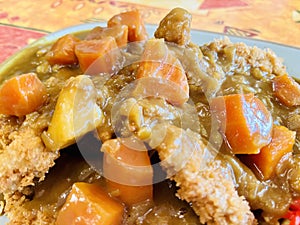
[0,0,300,63]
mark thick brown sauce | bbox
[24,138,200,224]
[2,39,200,224]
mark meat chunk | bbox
[150,124,256,225]
[154,8,192,46]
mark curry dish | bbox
[0,8,300,225]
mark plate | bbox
[1,23,300,78]
[0,23,300,224]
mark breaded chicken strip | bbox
[4,190,57,225]
[151,124,256,225]
[0,122,59,193]
[0,77,64,194]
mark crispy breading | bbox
[153,124,256,225]
[0,77,64,194]
[0,124,59,193]
[4,191,56,225]
[0,115,21,152]
[0,77,66,224]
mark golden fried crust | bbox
[4,192,57,225]
[0,77,64,224]
[175,161,256,225]
[0,125,59,193]
[155,125,256,225]
[0,77,64,194]
[199,37,286,78]
[0,115,21,151]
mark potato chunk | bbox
[42,75,103,151]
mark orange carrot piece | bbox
[56,182,124,225]
[0,73,47,116]
[107,10,148,42]
[85,25,128,47]
[74,36,119,74]
[240,125,295,180]
[273,74,300,107]
[136,38,189,105]
[46,34,80,65]
[101,138,153,205]
[210,93,273,154]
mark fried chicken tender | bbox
[151,124,256,225]
[0,77,64,194]
[3,190,57,225]
[0,122,59,193]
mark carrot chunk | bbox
[74,37,119,74]
[210,93,273,154]
[240,125,295,180]
[46,34,80,65]
[101,138,153,205]
[0,73,47,116]
[273,74,300,107]
[85,25,128,47]
[56,182,124,225]
[136,38,189,105]
[107,10,148,42]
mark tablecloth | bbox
[1,0,300,63]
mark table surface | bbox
[0,0,300,64]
